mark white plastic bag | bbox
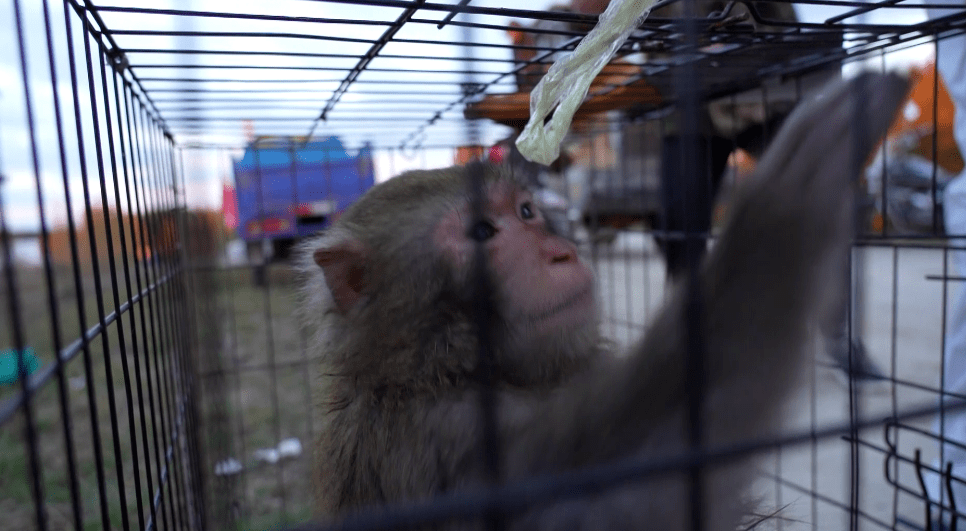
[516,0,657,165]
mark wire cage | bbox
[2,1,966,530]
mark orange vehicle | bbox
[887,61,963,176]
[717,62,963,234]
[865,61,964,234]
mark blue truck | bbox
[233,136,375,261]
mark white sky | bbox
[0,0,942,232]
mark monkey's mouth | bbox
[527,283,594,324]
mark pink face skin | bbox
[434,182,596,334]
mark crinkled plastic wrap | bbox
[516,0,657,165]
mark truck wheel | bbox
[247,241,267,286]
[252,265,266,287]
[272,239,296,261]
[246,241,263,263]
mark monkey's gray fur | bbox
[296,72,909,531]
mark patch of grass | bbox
[1,253,320,531]
[193,263,320,530]
[0,260,211,530]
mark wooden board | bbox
[464,61,662,129]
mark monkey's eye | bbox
[520,202,535,220]
[468,220,497,242]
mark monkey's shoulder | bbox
[317,392,495,511]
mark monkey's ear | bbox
[313,240,367,315]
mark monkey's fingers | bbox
[754,72,909,195]
[744,72,909,248]
[751,73,865,176]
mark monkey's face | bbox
[434,181,596,339]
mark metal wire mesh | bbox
[2,1,966,531]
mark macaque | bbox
[298,73,908,530]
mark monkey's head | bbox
[301,163,599,393]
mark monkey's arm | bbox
[501,72,909,474]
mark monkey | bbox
[296,72,909,530]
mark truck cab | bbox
[233,136,375,261]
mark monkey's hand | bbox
[682,71,910,446]
[727,72,908,261]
